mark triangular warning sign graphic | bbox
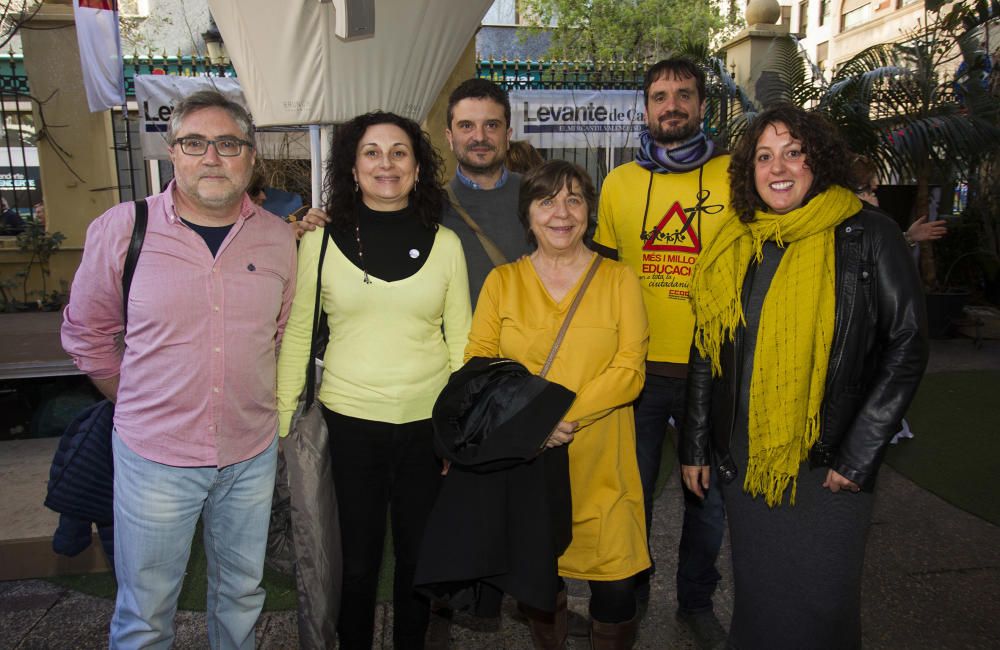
[642,202,701,252]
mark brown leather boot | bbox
[517,589,568,649]
[590,613,639,650]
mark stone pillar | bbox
[11,2,122,293]
[424,34,478,181]
[720,0,800,110]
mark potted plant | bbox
[12,217,66,311]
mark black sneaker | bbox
[676,609,727,650]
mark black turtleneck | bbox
[331,203,436,282]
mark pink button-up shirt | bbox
[62,185,297,467]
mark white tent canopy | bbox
[207,0,493,128]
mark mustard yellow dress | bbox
[465,255,651,580]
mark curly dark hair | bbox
[324,111,445,231]
[729,104,854,222]
[517,160,597,246]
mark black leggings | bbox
[322,407,441,650]
[586,576,639,624]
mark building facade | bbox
[787,0,949,75]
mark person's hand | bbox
[289,207,331,240]
[822,468,860,494]
[441,458,451,476]
[544,420,578,448]
[681,464,710,499]
[906,215,947,244]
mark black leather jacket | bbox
[681,207,929,491]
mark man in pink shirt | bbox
[62,90,296,648]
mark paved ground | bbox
[2,338,999,648]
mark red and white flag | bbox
[73,0,125,112]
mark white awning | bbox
[207,0,493,127]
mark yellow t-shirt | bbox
[466,256,651,580]
[594,157,731,364]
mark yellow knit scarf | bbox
[690,186,861,506]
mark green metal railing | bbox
[477,58,646,90]
[0,53,235,97]
[121,54,236,96]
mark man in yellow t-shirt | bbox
[593,58,728,647]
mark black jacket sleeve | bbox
[833,214,929,487]
[681,344,715,467]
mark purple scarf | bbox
[634,128,715,174]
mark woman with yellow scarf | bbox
[681,105,928,649]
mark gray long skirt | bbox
[721,444,873,650]
[723,241,874,649]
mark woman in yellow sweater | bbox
[276,111,470,649]
[465,160,650,649]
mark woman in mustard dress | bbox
[465,160,650,648]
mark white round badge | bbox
[409,249,420,259]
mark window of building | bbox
[819,0,830,26]
[842,2,872,31]
[817,41,829,75]
[483,0,518,24]
[0,110,41,225]
[781,5,792,25]
[799,1,809,35]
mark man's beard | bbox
[455,143,505,176]
[648,112,701,147]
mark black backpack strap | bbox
[304,222,331,406]
[122,199,148,329]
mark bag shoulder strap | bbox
[445,185,508,268]
[304,223,331,405]
[122,199,148,329]
[539,254,603,378]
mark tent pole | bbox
[310,125,323,208]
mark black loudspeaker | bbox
[320,0,375,41]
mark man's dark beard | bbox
[649,114,700,148]
[457,147,504,176]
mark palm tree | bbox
[715,34,898,170]
[818,0,1000,288]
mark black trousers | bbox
[588,576,638,623]
[323,407,441,650]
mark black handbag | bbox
[44,199,149,559]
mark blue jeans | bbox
[634,374,725,613]
[110,431,277,649]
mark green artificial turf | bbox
[885,370,1000,526]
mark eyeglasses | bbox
[173,137,253,157]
